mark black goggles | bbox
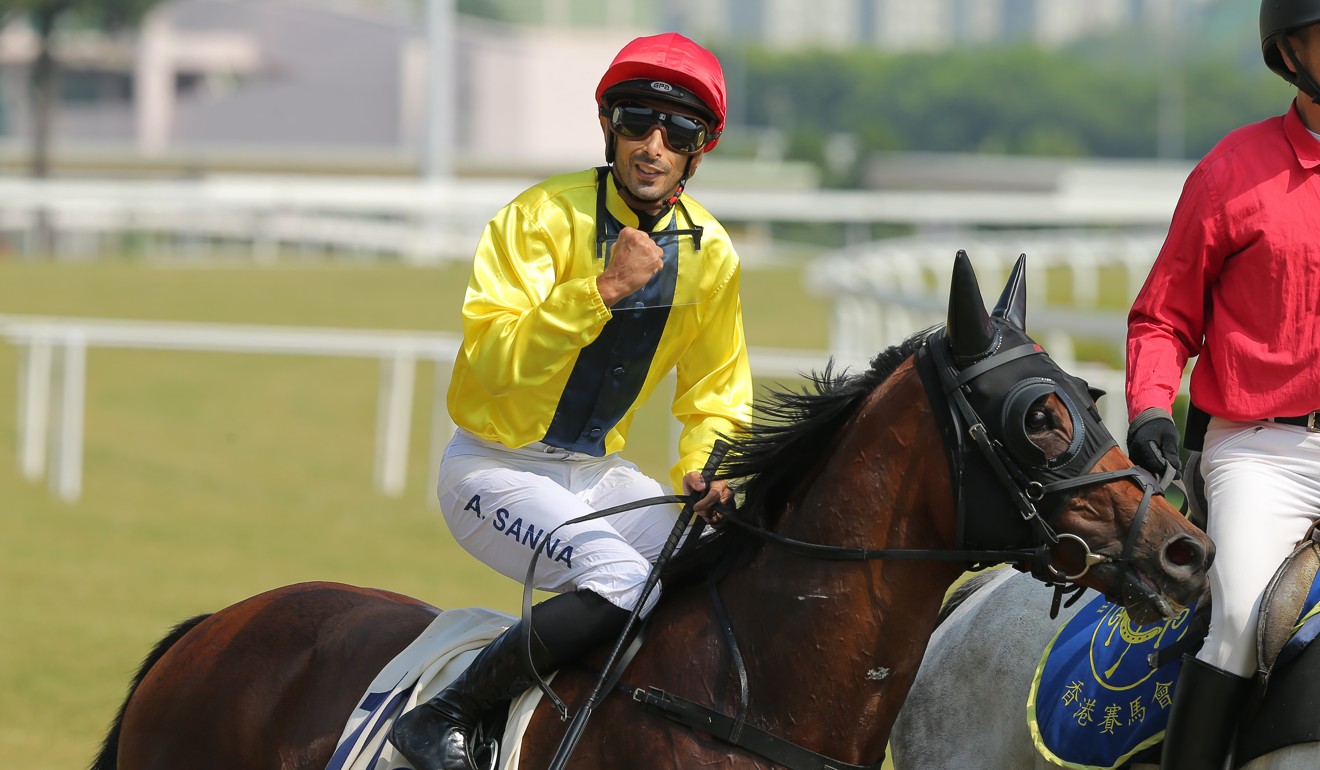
[607,103,711,154]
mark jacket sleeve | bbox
[1125,163,1228,419]
[460,200,613,397]
[669,258,754,491]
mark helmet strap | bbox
[666,155,698,207]
[606,153,697,216]
[1281,37,1320,104]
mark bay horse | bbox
[90,252,1211,770]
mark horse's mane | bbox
[664,328,934,587]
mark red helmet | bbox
[595,33,727,151]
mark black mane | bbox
[663,328,934,586]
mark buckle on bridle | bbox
[1042,533,1113,581]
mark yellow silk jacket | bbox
[447,168,753,490]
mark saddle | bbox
[1256,520,1320,687]
[326,608,542,770]
[1232,520,1320,767]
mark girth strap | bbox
[622,686,883,770]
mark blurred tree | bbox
[2,0,165,179]
[735,37,1283,187]
[456,0,504,22]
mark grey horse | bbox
[890,565,1318,770]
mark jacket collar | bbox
[1284,100,1320,170]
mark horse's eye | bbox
[1025,407,1049,433]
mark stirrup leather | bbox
[468,723,499,770]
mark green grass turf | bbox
[0,258,836,768]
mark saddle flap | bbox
[1256,523,1320,680]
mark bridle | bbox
[918,326,1163,581]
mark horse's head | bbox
[922,251,1212,625]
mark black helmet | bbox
[1261,0,1320,82]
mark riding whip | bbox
[545,439,730,770]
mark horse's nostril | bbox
[1165,537,1197,567]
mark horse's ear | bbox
[947,249,996,361]
[992,253,1028,330]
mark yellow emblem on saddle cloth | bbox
[1027,594,1200,770]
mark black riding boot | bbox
[1160,655,1250,770]
[389,589,630,770]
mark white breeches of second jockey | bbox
[437,429,682,617]
[1197,418,1320,677]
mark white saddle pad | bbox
[325,607,549,770]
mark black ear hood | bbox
[921,251,1119,551]
[947,251,1029,364]
[992,254,1028,330]
[953,252,1115,480]
[946,250,998,364]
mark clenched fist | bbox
[596,227,663,307]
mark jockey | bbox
[1125,2,1320,768]
[388,32,752,770]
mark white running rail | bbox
[3,315,868,503]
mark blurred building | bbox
[0,0,636,176]
[0,0,1212,177]
[492,0,1212,51]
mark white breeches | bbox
[437,429,682,616]
[1197,418,1320,677]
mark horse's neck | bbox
[704,375,962,763]
[718,529,960,749]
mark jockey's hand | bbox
[1127,407,1182,480]
[683,473,732,525]
[597,227,664,307]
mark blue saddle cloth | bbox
[1028,594,1201,770]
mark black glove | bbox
[1127,408,1182,479]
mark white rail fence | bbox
[803,232,1168,437]
[0,171,1188,263]
[5,316,465,502]
[808,230,1166,361]
[0,177,523,263]
[4,315,873,503]
[6,226,1180,504]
